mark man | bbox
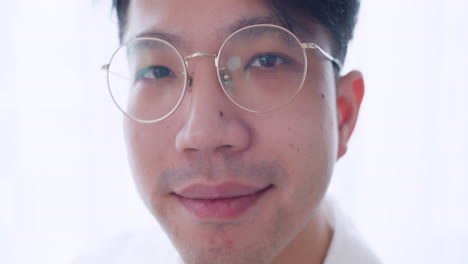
[78,0,380,263]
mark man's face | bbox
[123,0,361,263]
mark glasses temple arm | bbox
[101,64,132,81]
[301,43,343,71]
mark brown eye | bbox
[136,65,174,80]
[249,54,285,68]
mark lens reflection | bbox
[107,38,186,122]
[218,25,306,112]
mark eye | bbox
[136,65,174,81]
[248,54,285,68]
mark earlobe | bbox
[336,71,365,159]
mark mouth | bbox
[174,183,273,220]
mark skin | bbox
[122,0,365,263]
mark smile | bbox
[174,183,273,220]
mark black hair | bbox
[113,0,129,42]
[112,0,359,66]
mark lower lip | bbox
[177,186,271,220]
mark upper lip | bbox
[174,182,271,199]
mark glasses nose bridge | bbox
[183,52,221,91]
[184,52,218,68]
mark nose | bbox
[175,58,251,154]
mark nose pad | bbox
[187,75,194,93]
[218,67,232,93]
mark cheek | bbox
[285,112,335,191]
[285,116,335,221]
[271,88,338,171]
[123,120,175,204]
[296,90,337,187]
[258,79,338,205]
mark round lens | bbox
[217,25,307,112]
[107,38,187,122]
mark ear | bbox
[336,71,365,159]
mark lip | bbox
[175,182,268,199]
[175,183,273,220]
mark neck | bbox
[271,201,333,264]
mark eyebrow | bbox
[226,15,317,40]
[130,15,289,49]
[132,31,185,47]
[225,16,279,35]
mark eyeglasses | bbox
[102,24,342,123]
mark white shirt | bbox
[323,200,382,264]
[75,201,382,264]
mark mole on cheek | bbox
[224,239,234,249]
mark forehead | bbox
[125,0,328,54]
[126,0,271,41]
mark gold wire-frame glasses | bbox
[102,24,342,123]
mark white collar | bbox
[322,199,382,264]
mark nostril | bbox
[216,145,233,151]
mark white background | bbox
[1,0,467,263]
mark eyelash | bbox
[135,65,174,81]
[246,53,288,70]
